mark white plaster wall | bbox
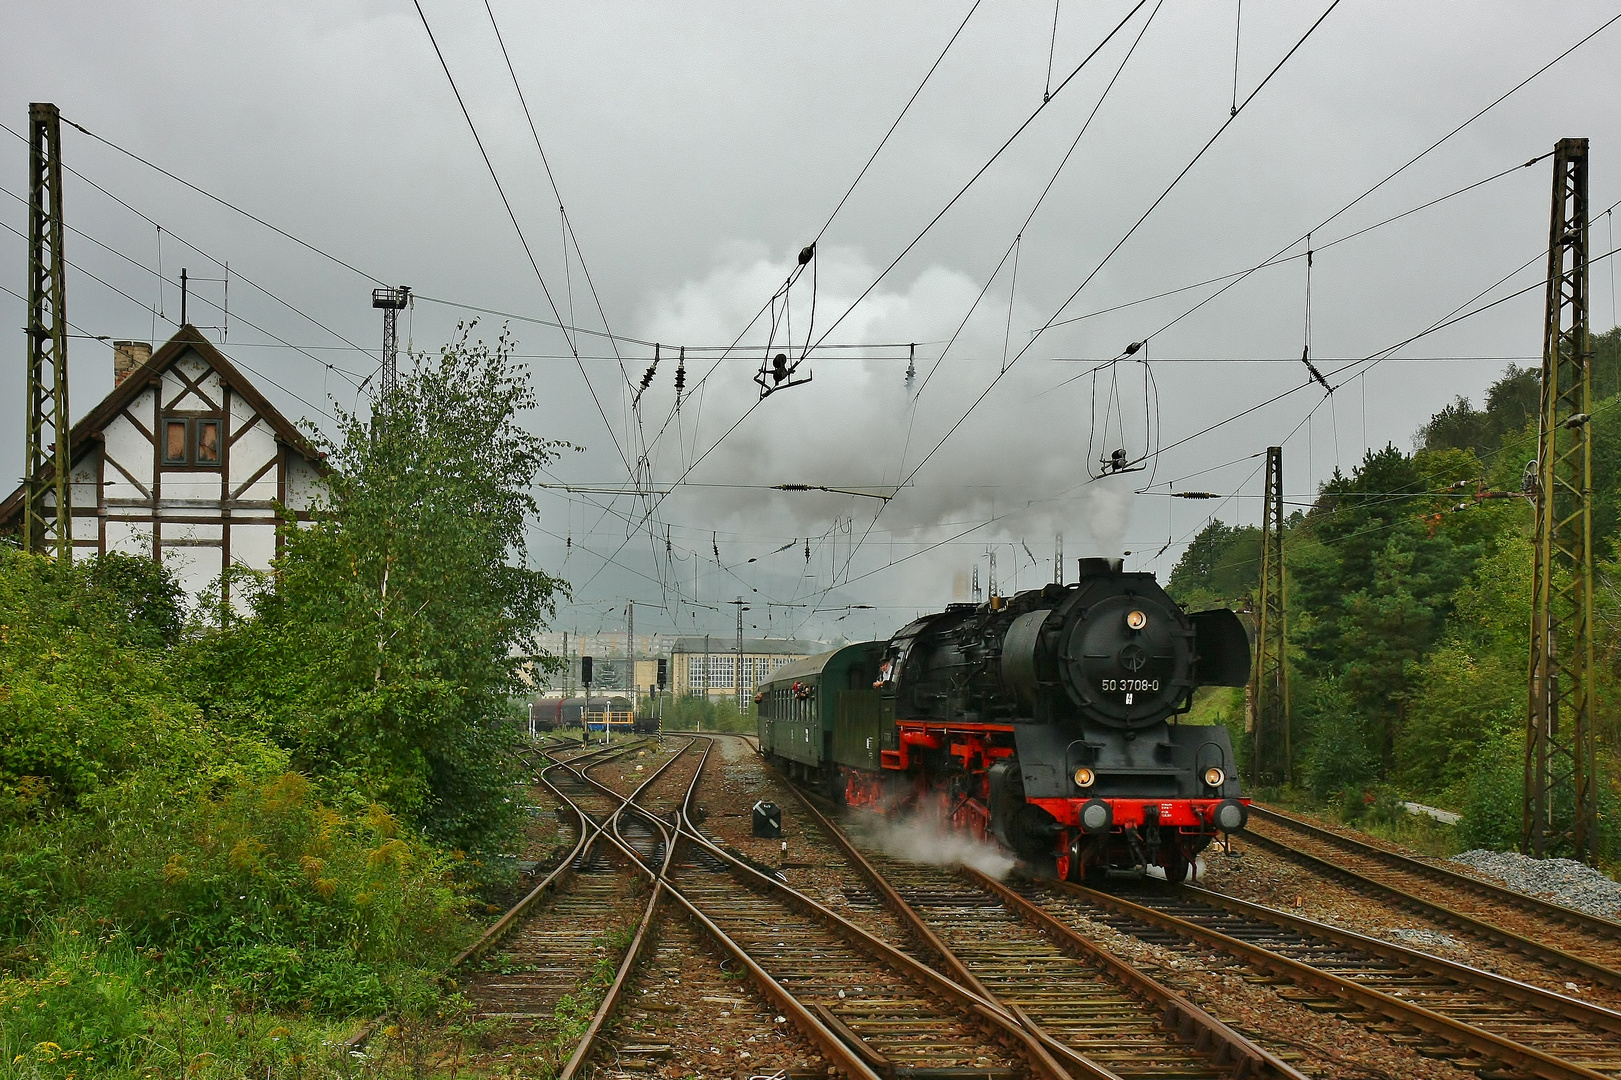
[163,544,223,602]
[229,419,279,501]
[231,522,277,572]
[103,394,156,500]
[162,521,223,544]
[106,520,152,557]
[284,453,326,511]
[160,471,221,502]
[163,352,218,411]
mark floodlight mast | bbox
[372,286,411,396]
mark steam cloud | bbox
[863,815,1017,880]
[618,243,1144,617]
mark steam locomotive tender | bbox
[757,557,1253,881]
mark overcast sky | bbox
[5,1,1621,645]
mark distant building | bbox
[0,325,327,605]
[668,637,825,702]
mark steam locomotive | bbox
[757,558,1253,881]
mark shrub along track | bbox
[1242,805,1621,997]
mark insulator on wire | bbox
[633,344,659,409]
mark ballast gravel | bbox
[1451,848,1621,920]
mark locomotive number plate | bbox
[1100,678,1160,692]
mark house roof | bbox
[0,324,327,531]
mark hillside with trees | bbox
[1166,333,1621,869]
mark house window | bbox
[162,415,223,468]
[196,420,220,463]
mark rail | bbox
[1251,803,1621,939]
[771,762,1307,1080]
[1243,807,1621,992]
[1048,879,1613,1080]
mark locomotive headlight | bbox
[1125,609,1148,630]
[1203,766,1225,788]
[1073,766,1096,789]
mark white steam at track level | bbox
[863,815,1016,880]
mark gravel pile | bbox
[1452,849,1621,919]
[1384,927,1463,952]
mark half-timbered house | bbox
[0,324,327,604]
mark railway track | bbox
[747,744,1621,1080]
[458,740,668,1028]
[551,735,1075,1079]
[549,735,1621,1080]
[853,843,1301,1080]
[1029,878,1621,1080]
[748,749,1305,1080]
[1244,805,1621,994]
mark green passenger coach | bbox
[756,641,887,794]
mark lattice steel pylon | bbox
[24,103,71,560]
[1250,445,1289,785]
[372,285,410,396]
[1523,137,1598,863]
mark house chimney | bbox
[113,341,152,386]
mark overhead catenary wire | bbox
[892,0,1165,511]
[0,183,377,388]
[0,218,347,420]
[1043,0,1061,103]
[1097,8,1621,355]
[413,2,637,479]
[619,0,985,496]
[483,0,637,412]
[1042,149,1558,338]
[569,2,1029,589]
[899,0,1343,502]
[803,0,1153,363]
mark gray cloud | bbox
[3,1,1620,643]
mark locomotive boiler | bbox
[758,557,1253,881]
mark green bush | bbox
[1456,733,1524,851]
[655,694,756,733]
[0,550,207,823]
[1296,679,1379,801]
[2,771,470,1016]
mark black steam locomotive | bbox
[758,558,1252,881]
